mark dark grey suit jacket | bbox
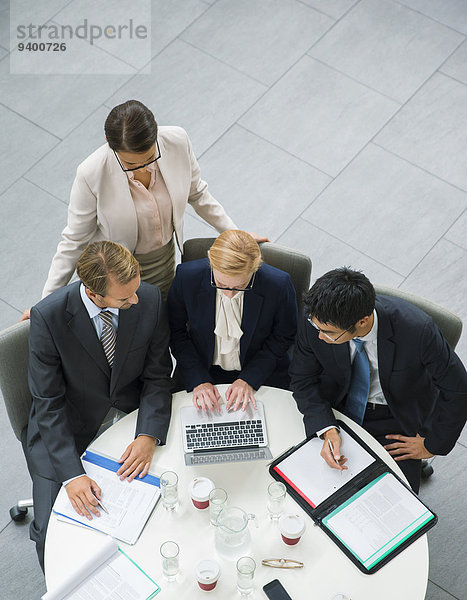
[290,295,467,456]
[26,281,172,483]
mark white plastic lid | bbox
[279,513,306,538]
[195,559,220,583]
[189,477,215,501]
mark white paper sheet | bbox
[53,460,160,544]
[274,428,376,507]
[323,472,435,569]
[41,538,159,600]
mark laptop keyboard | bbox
[185,448,271,466]
[185,420,265,450]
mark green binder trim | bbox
[118,547,161,598]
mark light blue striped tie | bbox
[99,311,116,368]
[345,339,370,425]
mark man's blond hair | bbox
[208,230,262,276]
[76,241,140,296]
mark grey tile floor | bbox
[0,0,466,598]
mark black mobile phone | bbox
[263,579,293,600]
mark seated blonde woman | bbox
[167,230,297,412]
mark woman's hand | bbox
[20,308,31,322]
[225,379,257,411]
[193,382,221,413]
[247,232,270,243]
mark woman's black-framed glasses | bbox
[210,269,256,292]
[114,140,161,172]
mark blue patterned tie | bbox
[345,339,370,425]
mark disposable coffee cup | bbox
[279,513,306,545]
[195,559,220,591]
[189,477,215,509]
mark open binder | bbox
[269,420,437,574]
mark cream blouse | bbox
[212,289,244,371]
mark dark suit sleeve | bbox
[239,277,297,390]
[419,320,467,455]
[167,268,214,391]
[135,289,173,445]
[28,306,85,482]
[289,316,339,437]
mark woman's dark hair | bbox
[104,100,158,153]
[303,267,375,331]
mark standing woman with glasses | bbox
[21,100,267,319]
[167,230,297,412]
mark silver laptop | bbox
[180,401,272,466]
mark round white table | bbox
[45,386,429,599]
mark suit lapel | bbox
[199,267,217,364]
[375,298,395,400]
[66,285,111,378]
[110,305,139,395]
[333,342,352,391]
[240,289,263,363]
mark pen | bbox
[92,491,109,514]
[328,439,342,473]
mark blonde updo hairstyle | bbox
[208,230,262,276]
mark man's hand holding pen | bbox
[321,428,348,471]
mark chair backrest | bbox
[374,284,463,350]
[0,321,31,441]
[182,238,312,315]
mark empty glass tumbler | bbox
[160,471,178,510]
[209,488,228,525]
[267,481,286,520]
[236,556,256,596]
[160,541,180,581]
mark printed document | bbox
[323,472,435,569]
[41,537,159,600]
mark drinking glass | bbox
[209,487,228,525]
[160,541,179,580]
[160,471,178,510]
[236,556,256,596]
[267,481,286,520]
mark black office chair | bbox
[0,321,34,521]
[373,284,463,479]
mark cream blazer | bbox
[42,126,236,298]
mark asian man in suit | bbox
[26,241,172,570]
[289,267,467,493]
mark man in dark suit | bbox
[290,267,467,493]
[168,230,297,412]
[26,241,172,570]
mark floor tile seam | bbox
[0,520,12,536]
[0,101,62,141]
[21,175,68,206]
[436,35,467,72]
[391,0,467,37]
[398,236,466,288]
[457,439,467,449]
[46,17,140,72]
[435,69,467,90]
[371,141,467,195]
[219,122,334,178]
[294,0,364,23]
[0,298,22,315]
[427,577,461,600]
[177,37,270,87]
[299,215,408,278]
[305,52,432,106]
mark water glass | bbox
[236,556,256,596]
[160,470,178,510]
[160,541,180,580]
[267,481,286,520]
[209,488,228,525]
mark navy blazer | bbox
[167,259,297,391]
[289,295,467,456]
[27,281,173,483]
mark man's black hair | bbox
[303,267,375,331]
